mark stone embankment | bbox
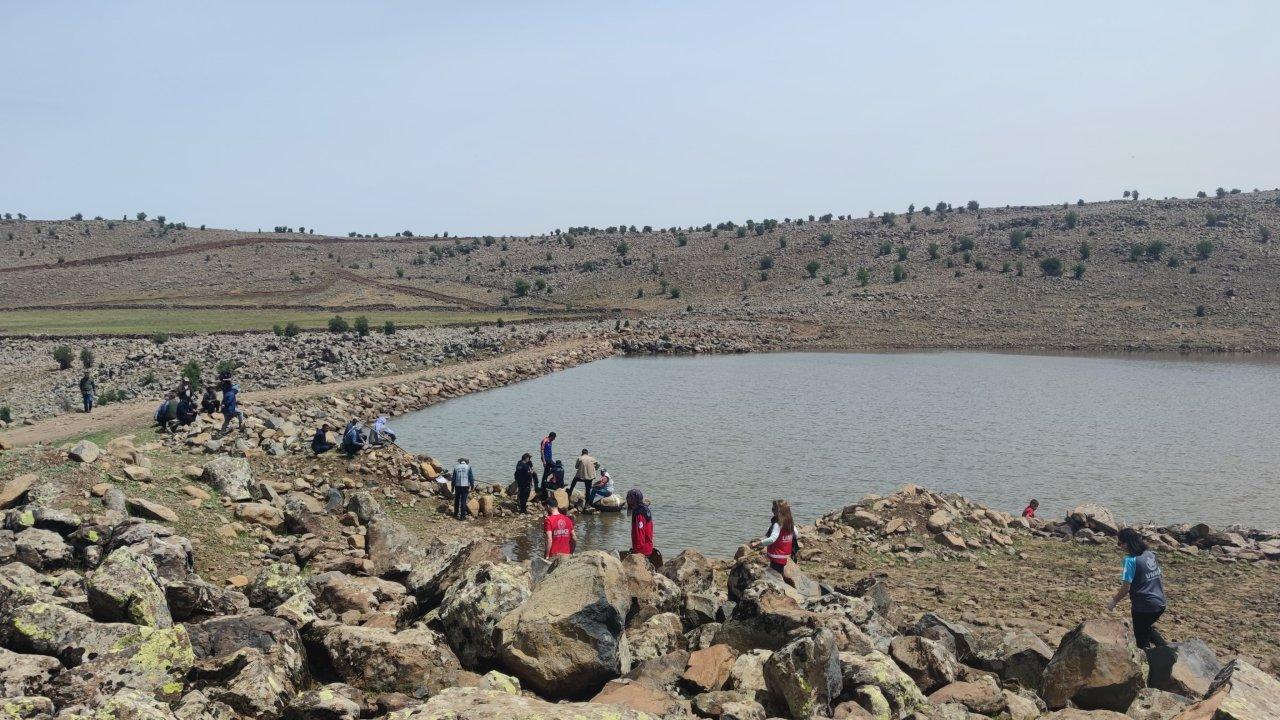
[2,451,1278,719]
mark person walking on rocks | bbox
[750,499,800,587]
[514,452,537,514]
[1108,527,1169,649]
[218,379,245,435]
[543,494,575,558]
[78,371,96,414]
[452,457,475,520]
[539,431,557,494]
[627,488,655,562]
[568,448,599,508]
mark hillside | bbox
[2,191,1278,351]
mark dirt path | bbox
[0,337,607,448]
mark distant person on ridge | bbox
[543,494,575,558]
[452,457,475,520]
[78,371,96,414]
[200,385,220,415]
[539,431,557,494]
[749,499,800,588]
[218,379,245,435]
[569,448,599,508]
[627,488,655,565]
[312,423,337,455]
[514,452,537,514]
[1022,499,1039,519]
[1108,527,1169,649]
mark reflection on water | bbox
[397,351,1280,558]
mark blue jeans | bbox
[587,487,609,507]
[82,393,93,413]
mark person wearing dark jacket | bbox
[514,453,537,514]
[1109,527,1169,648]
[200,386,220,414]
[79,372,97,414]
[312,424,337,455]
[341,420,366,457]
[218,380,245,435]
[176,396,197,426]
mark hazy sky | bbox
[3,2,1277,236]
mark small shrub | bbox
[806,260,821,278]
[1195,240,1214,260]
[513,278,530,297]
[0,406,10,423]
[496,317,505,328]
[760,271,769,281]
[1009,230,1027,251]
[1195,305,1206,317]
[535,278,548,291]
[1145,240,1166,260]
[328,315,350,333]
[856,267,870,287]
[877,240,892,256]
[283,322,301,337]
[928,243,939,260]
[944,258,955,269]
[383,320,396,335]
[668,287,681,299]
[1040,257,1063,277]
[819,233,833,247]
[1259,226,1271,244]
[151,332,169,345]
[353,316,370,336]
[1065,211,1080,229]
[396,267,405,278]
[675,234,687,247]
[616,241,629,257]
[79,348,94,368]
[954,236,975,252]
[966,200,979,212]
[1167,255,1182,268]
[1205,211,1223,227]
[891,263,905,282]
[1073,263,1086,280]
[181,360,202,388]
[1079,241,1091,260]
[215,360,238,378]
[1129,243,1147,261]
[759,255,774,271]
[822,274,832,285]
[974,259,986,271]
[1016,261,1025,277]
[896,246,908,261]
[1001,261,1012,273]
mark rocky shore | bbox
[1,417,1278,720]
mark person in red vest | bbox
[1022,499,1039,519]
[750,499,799,587]
[626,488,654,560]
[543,494,576,559]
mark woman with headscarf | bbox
[626,489,654,561]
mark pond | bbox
[395,352,1280,557]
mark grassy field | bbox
[0,308,548,335]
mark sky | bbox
[3,2,1278,237]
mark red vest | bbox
[767,530,794,565]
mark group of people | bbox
[312,416,398,458]
[148,375,243,435]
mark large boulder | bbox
[308,570,413,622]
[660,549,714,593]
[907,612,975,662]
[763,628,841,719]
[187,614,305,668]
[86,546,173,628]
[283,683,365,720]
[320,625,461,696]
[714,582,819,652]
[402,537,505,609]
[164,575,250,622]
[235,502,285,532]
[998,628,1055,692]
[105,521,195,581]
[838,650,928,720]
[14,528,72,570]
[1127,688,1192,720]
[808,594,888,655]
[928,676,1007,717]
[592,678,691,719]
[1042,619,1147,712]
[245,562,309,611]
[201,457,253,501]
[191,645,303,718]
[439,561,532,667]
[0,474,36,509]
[1146,639,1222,699]
[68,440,101,464]
[0,646,61,696]
[1172,659,1280,720]
[682,644,737,693]
[619,552,680,627]
[626,612,687,665]
[382,686,659,719]
[889,635,959,694]
[1068,504,1121,535]
[496,551,631,699]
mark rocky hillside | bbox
[3,190,1279,350]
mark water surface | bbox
[397,352,1280,557]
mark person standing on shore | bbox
[539,431,557,494]
[750,499,799,587]
[78,371,96,414]
[514,452,537,514]
[452,457,475,520]
[1108,527,1169,649]
[627,488,655,562]
[543,494,575,558]
[569,448,599,508]
[1022,499,1039,519]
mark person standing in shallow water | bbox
[749,499,800,588]
[539,431,556,495]
[543,494,575,558]
[1108,527,1169,649]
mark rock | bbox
[183,485,211,501]
[186,614,305,668]
[714,582,819,652]
[1042,619,1147,712]
[727,649,772,705]
[807,594,887,654]
[926,510,953,533]
[889,635,959,693]
[103,487,128,514]
[123,465,153,482]
[928,676,1007,716]
[477,670,521,695]
[1043,710,1132,719]
[308,571,411,620]
[0,473,36,508]
[283,497,323,536]
[439,561,532,667]
[999,628,1055,692]
[105,521,195,581]
[619,552,680,626]
[68,440,101,463]
[845,575,892,618]
[1004,690,1042,720]
[496,551,631,699]
[127,497,180,523]
[201,457,252,501]
[43,620,193,706]
[1068,504,1121,535]
[847,510,882,529]
[402,537,504,609]
[0,695,54,719]
[164,576,249,621]
[14,527,72,570]
[626,612,687,665]
[283,683,364,720]
[660,549,715,593]
[1127,688,1192,720]
[683,644,737,692]
[320,625,462,696]
[0,646,61,696]
[935,531,968,550]
[592,678,691,718]
[245,562,308,610]
[382,686,659,719]
[191,645,302,718]
[763,628,841,720]
[235,502,285,532]
[1172,658,1280,720]
[1146,639,1222,698]
[838,650,928,720]
[86,546,173,628]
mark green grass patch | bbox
[0,308,545,336]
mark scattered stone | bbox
[1042,619,1147,712]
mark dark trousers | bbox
[454,485,471,519]
[567,478,591,505]
[516,479,532,513]
[313,442,336,455]
[540,464,553,491]
[82,393,93,413]
[1132,608,1167,649]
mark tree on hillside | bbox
[966,200,979,212]
[806,260,821,278]
[53,346,74,370]
[1040,257,1063,277]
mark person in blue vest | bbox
[1108,527,1169,648]
[452,458,475,520]
[539,431,557,495]
[218,379,245,435]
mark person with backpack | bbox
[78,372,96,414]
[1108,527,1169,649]
[452,458,475,520]
[218,379,245,435]
[543,494,575,558]
[514,452,537,514]
[749,499,800,587]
